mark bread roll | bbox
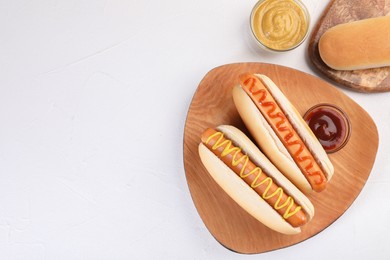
[198,125,314,234]
[232,74,334,193]
[318,16,390,70]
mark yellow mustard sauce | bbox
[251,0,309,51]
[206,131,301,219]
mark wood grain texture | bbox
[183,63,378,254]
[308,0,390,92]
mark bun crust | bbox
[318,16,390,70]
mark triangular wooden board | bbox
[183,63,378,254]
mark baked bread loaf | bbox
[318,16,390,71]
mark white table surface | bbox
[0,0,389,259]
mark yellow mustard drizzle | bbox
[206,131,301,220]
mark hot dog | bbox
[198,125,314,234]
[232,73,334,193]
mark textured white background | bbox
[0,0,389,259]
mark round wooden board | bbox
[308,0,390,93]
[183,63,379,254]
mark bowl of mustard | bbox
[250,0,310,52]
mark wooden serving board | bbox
[308,0,390,93]
[183,63,378,254]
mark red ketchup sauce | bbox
[304,104,351,153]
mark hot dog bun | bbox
[233,74,334,193]
[198,125,314,235]
[318,16,390,70]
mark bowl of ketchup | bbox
[303,103,351,153]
